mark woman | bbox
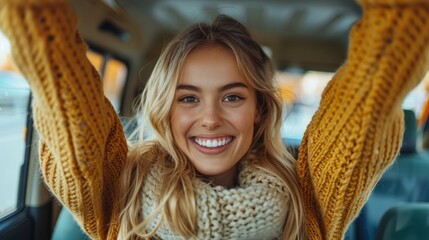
[0,0,428,239]
[120,16,304,239]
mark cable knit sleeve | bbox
[297,1,429,239]
[0,0,127,239]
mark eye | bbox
[224,95,243,102]
[179,96,199,103]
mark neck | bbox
[201,164,239,188]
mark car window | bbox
[0,35,129,220]
[402,73,428,118]
[0,31,30,219]
[87,49,128,112]
[279,70,429,145]
[279,70,333,144]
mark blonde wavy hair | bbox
[118,15,307,239]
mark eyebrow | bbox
[176,82,248,92]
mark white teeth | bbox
[194,137,232,148]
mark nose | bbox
[200,105,222,130]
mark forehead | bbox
[179,44,248,86]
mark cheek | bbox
[227,108,257,133]
[171,108,194,139]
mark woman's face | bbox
[171,45,259,187]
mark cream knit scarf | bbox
[141,155,290,240]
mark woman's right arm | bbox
[0,0,128,239]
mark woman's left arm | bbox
[297,1,429,239]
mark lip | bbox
[190,136,234,155]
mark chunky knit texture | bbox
[298,1,429,239]
[1,0,429,239]
[142,155,289,239]
[0,0,128,239]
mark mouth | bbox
[191,136,234,148]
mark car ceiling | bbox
[106,0,362,71]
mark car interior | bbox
[0,0,428,239]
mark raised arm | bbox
[0,0,127,238]
[297,0,429,239]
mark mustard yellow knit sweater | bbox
[1,0,429,239]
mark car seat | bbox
[376,203,429,240]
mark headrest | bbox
[400,109,417,153]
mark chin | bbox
[195,166,227,177]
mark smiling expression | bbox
[170,44,260,186]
